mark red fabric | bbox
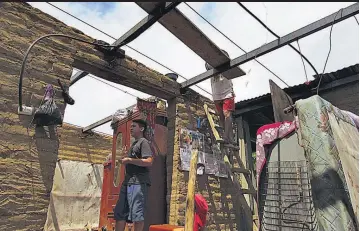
[194,194,208,231]
[215,97,235,113]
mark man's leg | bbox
[114,185,129,231]
[129,184,149,231]
[214,100,225,136]
[115,221,126,231]
[223,97,235,144]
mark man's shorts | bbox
[113,184,149,222]
[215,97,235,113]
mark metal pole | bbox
[180,3,359,88]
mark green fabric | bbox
[296,95,357,231]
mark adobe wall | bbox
[0,2,170,230]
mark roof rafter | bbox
[181,3,359,88]
[70,2,181,86]
[136,2,246,80]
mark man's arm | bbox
[127,157,153,167]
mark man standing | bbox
[205,50,236,145]
[113,119,153,231]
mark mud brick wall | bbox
[166,89,245,231]
[0,2,173,230]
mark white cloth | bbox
[210,74,234,101]
[342,110,359,129]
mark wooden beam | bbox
[70,2,180,86]
[269,79,294,122]
[184,148,198,231]
[136,2,246,80]
[72,51,180,100]
[243,119,258,221]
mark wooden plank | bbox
[231,167,251,174]
[269,79,294,122]
[223,160,253,230]
[72,52,180,100]
[237,117,250,207]
[136,2,246,80]
[204,104,223,142]
[243,119,258,219]
[184,147,199,231]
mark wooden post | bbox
[269,79,294,122]
[184,141,199,231]
[237,117,250,207]
[243,119,259,226]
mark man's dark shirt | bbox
[123,137,152,186]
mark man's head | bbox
[131,119,147,139]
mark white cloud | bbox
[27,2,359,135]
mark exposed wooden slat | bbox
[72,51,180,100]
[184,148,198,231]
[231,167,251,174]
[136,2,246,80]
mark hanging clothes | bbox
[328,109,359,225]
[255,121,297,186]
[295,95,357,231]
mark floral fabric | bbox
[296,95,357,231]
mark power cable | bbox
[296,40,309,82]
[19,33,118,111]
[184,2,290,87]
[87,75,139,98]
[316,8,343,95]
[46,2,212,96]
[237,2,320,78]
[354,15,359,25]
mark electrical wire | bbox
[316,8,343,95]
[296,40,309,82]
[236,2,320,78]
[18,33,117,111]
[86,74,139,98]
[46,2,212,96]
[354,15,359,25]
[184,2,290,87]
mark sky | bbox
[27,2,359,135]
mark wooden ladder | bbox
[204,103,259,231]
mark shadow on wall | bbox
[34,125,60,194]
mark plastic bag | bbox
[33,98,63,127]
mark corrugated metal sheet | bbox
[236,64,359,108]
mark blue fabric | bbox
[114,184,149,222]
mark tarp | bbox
[43,160,104,231]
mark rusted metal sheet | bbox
[136,2,246,80]
[269,79,294,122]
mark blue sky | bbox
[77,2,116,16]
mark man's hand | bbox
[105,154,112,162]
[120,157,132,164]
